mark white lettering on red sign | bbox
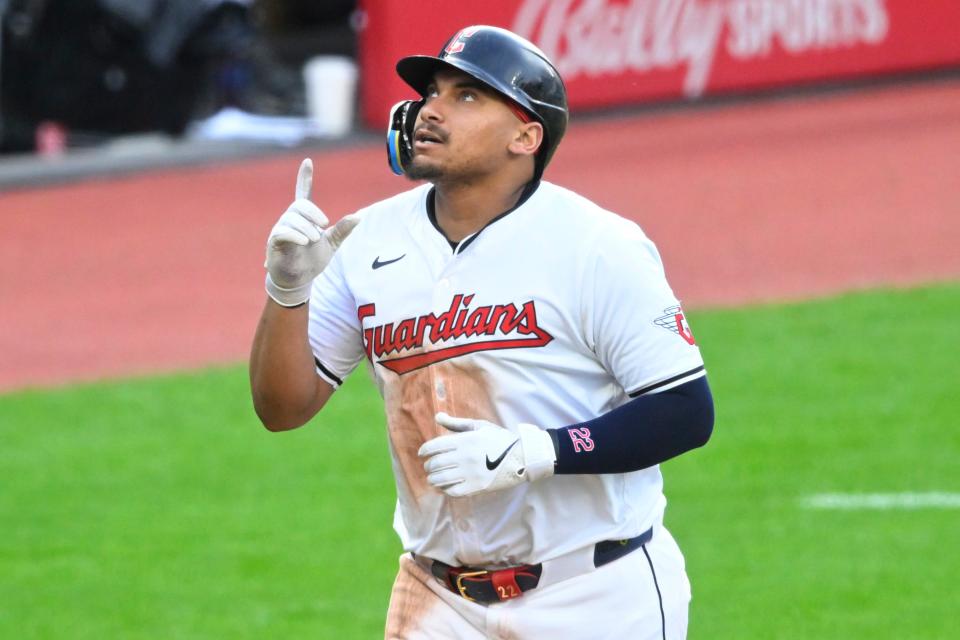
[513,0,889,97]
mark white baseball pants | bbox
[385,524,691,639]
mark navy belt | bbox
[422,526,654,604]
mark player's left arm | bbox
[418,217,714,497]
[416,376,713,497]
[549,374,713,474]
[552,214,715,474]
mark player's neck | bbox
[433,177,528,243]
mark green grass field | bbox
[2,283,958,639]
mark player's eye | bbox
[459,90,477,102]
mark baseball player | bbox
[250,25,714,640]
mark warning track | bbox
[2,79,958,391]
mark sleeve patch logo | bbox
[568,427,595,453]
[654,306,696,345]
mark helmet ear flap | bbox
[386,99,423,175]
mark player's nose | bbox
[418,98,444,124]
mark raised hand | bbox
[264,159,362,307]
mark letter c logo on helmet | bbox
[443,26,482,55]
[386,25,569,180]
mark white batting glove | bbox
[418,412,557,498]
[264,158,362,307]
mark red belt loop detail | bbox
[490,567,523,601]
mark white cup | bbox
[303,55,358,137]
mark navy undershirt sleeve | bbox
[549,376,714,474]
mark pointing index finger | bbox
[295,158,313,200]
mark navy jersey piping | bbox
[314,357,343,386]
[426,180,541,252]
[628,365,705,398]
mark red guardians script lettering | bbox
[358,294,553,375]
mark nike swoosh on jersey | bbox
[372,254,406,269]
[486,439,519,470]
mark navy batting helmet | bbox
[387,25,568,180]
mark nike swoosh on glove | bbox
[417,412,557,498]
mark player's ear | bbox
[507,121,543,158]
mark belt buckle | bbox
[454,570,489,602]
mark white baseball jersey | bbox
[307,180,704,568]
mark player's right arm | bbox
[250,300,333,431]
[249,159,360,431]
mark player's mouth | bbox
[414,126,446,150]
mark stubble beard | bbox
[405,150,490,186]
[404,158,445,182]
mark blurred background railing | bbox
[0,0,357,157]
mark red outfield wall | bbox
[359,0,960,127]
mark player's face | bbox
[406,70,528,182]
